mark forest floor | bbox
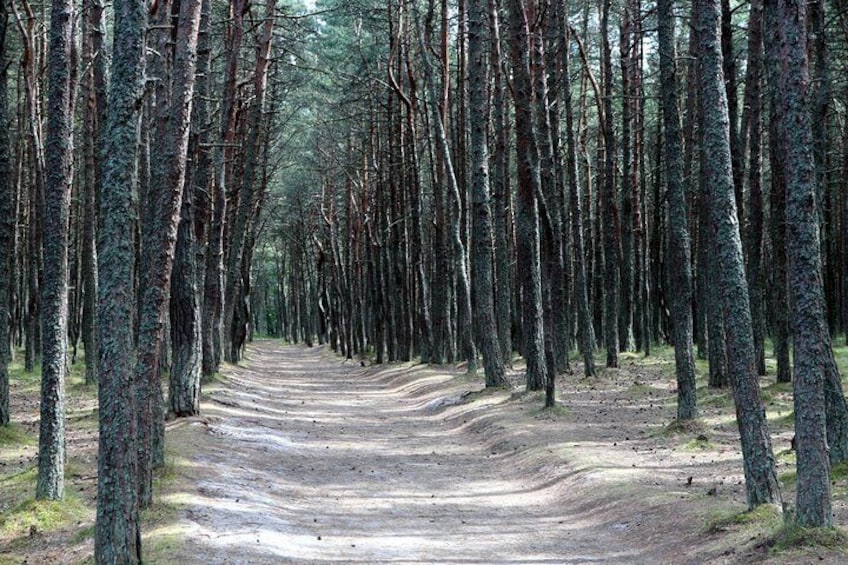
[2,341,848,563]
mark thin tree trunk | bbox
[203,0,245,377]
[415,3,477,373]
[601,0,619,368]
[469,0,507,388]
[489,0,513,366]
[223,0,276,363]
[80,0,106,385]
[658,0,697,421]
[559,4,594,376]
[0,14,12,427]
[37,0,75,501]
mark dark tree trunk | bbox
[762,0,791,385]
[742,0,766,377]
[80,0,106,386]
[0,14,11,427]
[658,0,697,421]
[94,0,147,559]
[698,0,780,509]
[169,179,202,417]
[136,0,203,507]
[489,0,513,366]
[469,0,507,387]
[773,0,832,528]
[507,0,547,391]
[203,0,245,377]
[415,3,477,373]
[37,0,76,501]
[223,0,275,364]
[558,2,594,376]
[601,0,619,368]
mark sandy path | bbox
[159,342,652,564]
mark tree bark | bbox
[507,0,547,391]
[37,0,75,501]
[697,0,780,509]
[136,0,203,507]
[601,0,619,368]
[773,0,832,528]
[94,0,146,559]
[469,0,507,388]
[0,13,12,427]
[558,4,594,377]
[223,0,276,363]
[658,0,697,421]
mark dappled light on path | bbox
[154,342,647,564]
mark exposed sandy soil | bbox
[2,340,847,564]
[147,342,846,564]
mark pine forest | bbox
[3,0,848,562]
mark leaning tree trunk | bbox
[136,0,203,508]
[469,0,507,388]
[203,0,246,376]
[223,0,275,364]
[414,3,477,374]
[37,0,76,501]
[658,0,697,421]
[773,0,832,528]
[697,0,780,510]
[94,0,147,560]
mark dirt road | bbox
[152,341,798,564]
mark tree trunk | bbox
[507,0,547,391]
[223,0,276,364]
[136,0,203,507]
[658,0,697,421]
[37,0,75,501]
[94,0,147,559]
[772,0,832,528]
[0,14,12,427]
[558,5,594,377]
[742,0,766,377]
[415,3,477,373]
[489,0,513,366]
[80,0,106,386]
[601,0,619,368]
[469,0,507,388]
[697,0,780,509]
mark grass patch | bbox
[704,503,782,535]
[0,423,35,447]
[770,524,848,552]
[683,436,713,450]
[0,493,91,539]
[698,387,733,409]
[779,470,796,488]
